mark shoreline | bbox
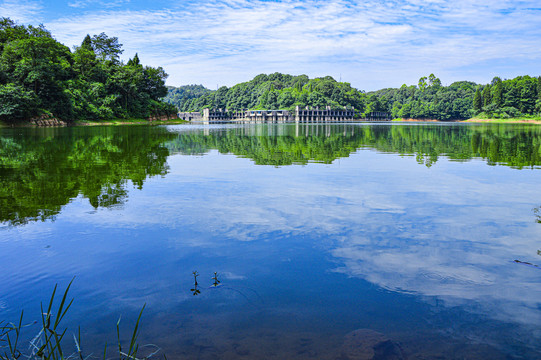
[462,118,541,124]
[74,119,188,126]
[0,118,188,128]
[3,117,541,128]
[392,118,541,124]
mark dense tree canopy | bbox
[164,73,367,113]
[0,18,176,123]
[165,73,541,121]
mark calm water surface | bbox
[1,123,541,359]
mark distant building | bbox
[181,106,390,123]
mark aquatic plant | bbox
[188,272,262,305]
[0,280,155,360]
[190,271,201,296]
[211,272,220,287]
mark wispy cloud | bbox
[68,0,130,9]
[40,0,541,89]
[0,0,43,24]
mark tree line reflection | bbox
[1,123,540,226]
[0,126,176,226]
[167,123,541,168]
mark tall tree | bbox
[481,85,491,107]
[91,32,123,62]
[473,88,482,113]
[492,77,503,108]
[428,73,441,88]
[418,76,428,92]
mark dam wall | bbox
[179,106,390,124]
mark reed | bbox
[0,280,156,360]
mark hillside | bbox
[163,73,365,113]
[164,73,541,121]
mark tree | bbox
[473,88,482,113]
[277,91,294,108]
[365,94,383,114]
[418,76,428,92]
[482,85,491,107]
[0,34,73,117]
[141,65,168,100]
[0,83,38,121]
[127,53,141,67]
[537,77,541,100]
[428,73,441,88]
[492,77,503,108]
[519,77,536,114]
[91,32,123,62]
[72,36,97,79]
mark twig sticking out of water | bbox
[211,272,220,287]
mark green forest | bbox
[0,17,176,123]
[164,73,541,121]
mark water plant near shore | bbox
[0,280,154,360]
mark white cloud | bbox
[42,0,541,87]
[68,0,130,8]
[0,0,43,24]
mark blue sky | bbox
[2,0,541,90]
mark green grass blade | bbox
[56,298,73,330]
[116,317,122,360]
[46,285,58,328]
[54,279,74,330]
[11,310,23,355]
[127,305,145,359]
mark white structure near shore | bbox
[178,106,390,123]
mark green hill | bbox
[164,73,541,121]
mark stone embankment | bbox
[147,113,178,122]
[29,115,66,127]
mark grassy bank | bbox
[0,118,188,128]
[390,117,541,124]
[391,118,443,122]
[463,117,541,124]
[73,118,188,126]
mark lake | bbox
[1,122,541,359]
